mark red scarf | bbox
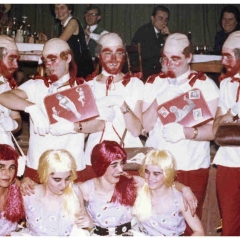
[230,77,240,102]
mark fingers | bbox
[183,198,188,212]
[20,178,36,196]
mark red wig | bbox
[91,140,127,177]
[0,144,25,222]
[91,140,137,207]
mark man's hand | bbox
[161,26,171,35]
[162,122,186,143]
[25,105,50,136]
[96,99,115,122]
[20,177,37,196]
[0,116,18,131]
[84,28,90,36]
[49,114,76,136]
[181,186,198,217]
[219,109,235,124]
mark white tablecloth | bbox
[192,54,222,63]
[16,43,44,52]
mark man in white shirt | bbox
[0,38,104,193]
[142,33,219,236]
[84,5,108,59]
[0,35,21,148]
[213,31,240,236]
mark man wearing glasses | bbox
[84,5,108,59]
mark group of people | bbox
[0,3,239,237]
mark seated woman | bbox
[133,149,205,236]
[214,5,240,54]
[78,140,198,236]
[22,149,92,236]
[0,144,25,236]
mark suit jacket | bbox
[132,22,165,81]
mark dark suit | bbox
[132,22,165,82]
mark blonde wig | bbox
[37,149,80,221]
[133,150,176,221]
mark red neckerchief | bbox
[7,78,18,89]
[32,74,85,87]
[122,72,143,86]
[230,77,240,102]
[146,72,167,84]
[106,76,114,96]
[188,72,206,87]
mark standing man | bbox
[84,5,108,59]
[0,38,104,191]
[212,31,240,236]
[142,33,219,235]
[0,35,21,148]
[132,5,171,82]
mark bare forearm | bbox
[142,100,158,132]
[0,91,33,111]
[74,119,105,134]
[120,102,142,137]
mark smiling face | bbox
[54,4,71,24]
[0,160,16,188]
[144,164,165,190]
[85,8,101,26]
[99,45,125,75]
[222,12,238,33]
[46,171,71,195]
[151,10,169,32]
[103,159,124,184]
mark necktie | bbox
[86,26,90,43]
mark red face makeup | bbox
[99,46,125,75]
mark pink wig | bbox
[91,140,137,207]
[0,144,25,222]
[91,140,127,177]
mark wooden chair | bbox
[124,43,143,78]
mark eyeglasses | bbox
[85,12,99,17]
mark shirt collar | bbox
[154,26,160,35]
[176,67,191,84]
[53,73,70,86]
[0,76,7,84]
[61,15,72,27]
[88,24,98,32]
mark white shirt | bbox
[144,69,219,171]
[213,73,240,167]
[86,24,108,43]
[19,73,85,170]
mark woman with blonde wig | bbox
[132,150,205,236]
[22,149,93,236]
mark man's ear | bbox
[67,53,72,63]
[150,16,154,24]
[187,53,193,64]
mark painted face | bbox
[0,160,16,188]
[55,4,71,23]
[222,12,238,33]
[151,10,169,32]
[144,164,165,190]
[161,50,191,77]
[85,9,100,26]
[103,159,124,184]
[46,171,71,195]
[100,46,125,74]
[0,49,19,79]
[42,53,68,80]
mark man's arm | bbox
[10,110,22,134]
[0,89,32,111]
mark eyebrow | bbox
[8,54,20,60]
[46,54,57,59]
[222,53,232,57]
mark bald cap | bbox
[0,35,18,51]
[164,33,189,53]
[223,31,240,49]
[43,38,70,55]
[98,33,123,48]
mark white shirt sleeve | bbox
[89,30,109,42]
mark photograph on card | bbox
[44,84,99,124]
[157,88,213,127]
